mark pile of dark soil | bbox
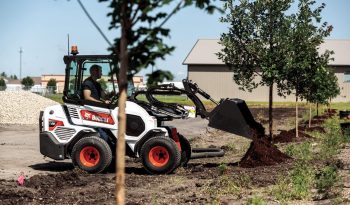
[299,126,326,133]
[239,138,291,168]
[0,170,115,205]
[273,128,313,143]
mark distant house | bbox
[41,74,65,93]
[4,78,22,91]
[183,39,350,102]
[4,77,44,92]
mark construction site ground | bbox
[0,107,349,204]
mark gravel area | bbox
[0,91,58,125]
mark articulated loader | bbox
[39,54,264,174]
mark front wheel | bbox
[140,136,181,174]
[71,136,112,173]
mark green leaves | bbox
[218,0,293,90]
[146,70,174,87]
[102,0,221,79]
[21,76,34,90]
[0,78,6,91]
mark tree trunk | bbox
[308,103,312,128]
[295,94,299,138]
[116,2,129,205]
[268,84,273,141]
[316,103,319,116]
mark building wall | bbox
[188,65,350,102]
[41,75,65,93]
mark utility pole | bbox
[19,47,23,80]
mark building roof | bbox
[183,39,350,66]
[32,77,41,85]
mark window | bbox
[82,59,116,94]
[67,60,78,95]
[344,72,350,82]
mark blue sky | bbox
[0,0,349,80]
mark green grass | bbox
[246,196,267,205]
[47,94,63,104]
[285,142,313,162]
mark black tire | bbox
[178,134,191,167]
[71,136,112,174]
[140,136,181,174]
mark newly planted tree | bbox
[100,1,221,203]
[304,66,339,127]
[218,0,293,140]
[280,0,333,137]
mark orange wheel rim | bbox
[79,146,100,167]
[148,146,170,167]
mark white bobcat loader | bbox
[39,54,263,174]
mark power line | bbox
[76,0,112,47]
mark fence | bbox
[0,86,64,97]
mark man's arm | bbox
[83,89,103,103]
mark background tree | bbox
[21,76,34,90]
[279,0,333,137]
[0,72,7,78]
[47,78,57,94]
[98,78,108,90]
[146,70,174,87]
[100,1,222,204]
[13,75,18,80]
[0,78,6,91]
[217,0,293,140]
[305,66,339,127]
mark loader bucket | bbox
[208,98,264,139]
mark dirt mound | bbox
[0,170,115,205]
[26,171,88,189]
[239,138,291,168]
[273,128,313,143]
[299,126,326,133]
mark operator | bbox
[82,64,110,104]
[82,64,110,142]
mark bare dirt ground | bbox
[0,107,347,204]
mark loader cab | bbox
[63,55,118,108]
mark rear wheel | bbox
[140,136,181,174]
[178,134,191,167]
[71,136,112,173]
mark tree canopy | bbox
[146,70,174,87]
[217,0,293,139]
[0,78,6,91]
[101,0,222,80]
[21,76,34,90]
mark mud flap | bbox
[208,98,264,139]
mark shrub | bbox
[21,76,34,90]
[246,196,267,205]
[47,78,57,94]
[272,163,315,202]
[285,142,313,162]
[290,162,315,199]
[0,78,6,91]
[315,165,339,194]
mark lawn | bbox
[46,93,350,112]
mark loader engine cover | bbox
[208,98,264,139]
